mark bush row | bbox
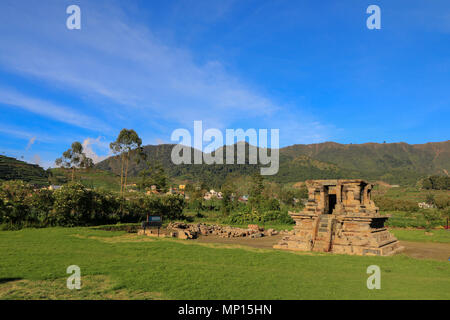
[0,181,185,229]
[384,209,449,230]
[225,206,295,225]
[421,175,450,190]
[374,197,419,212]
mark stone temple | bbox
[274,179,403,256]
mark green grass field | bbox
[377,186,449,202]
[391,228,450,243]
[49,168,124,192]
[0,227,449,300]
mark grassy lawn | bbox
[391,228,450,243]
[0,227,449,300]
[374,185,449,202]
[49,168,122,192]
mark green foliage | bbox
[110,128,144,195]
[385,210,447,229]
[225,208,294,225]
[160,194,186,220]
[425,193,435,205]
[0,180,34,227]
[27,189,55,226]
[374,196,418,212]
[0,180,185,229]
[55,141,92,170]
[220,186,233,215]
[201,199,222,212]
[138,161,168,192]
[434,194,450,209]
[421,175,450,190]
[248,173,264,210]
[422,209,443,231]
[52,183,97,226]
[110,129,143,155]
[262,210,295,224]
[55,142,94,182]
[261,198,281,211]
[49,168,122,192]
[277,185,307,207]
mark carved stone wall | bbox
[274,179,403,256]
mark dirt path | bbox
[194,235,450,261]
[194,234,284,249]
[399,241,450,261]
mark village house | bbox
[204,189,223,200]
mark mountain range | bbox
[95,140,450,187]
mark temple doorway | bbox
[327,194,336,214]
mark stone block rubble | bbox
[138,222,280,240]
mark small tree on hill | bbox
[55,142,93,182]
[110,129,143,195]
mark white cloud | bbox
[0,88,110,132]
[0,0,331,147]
[82,137,111,164]
[0,124,62,143]
[25,137,36,151]
[32,154,41,166]
[0,2,309,128]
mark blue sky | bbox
[0,0,449,168]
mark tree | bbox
[110,129,143,195]
[55,142,93,181]
[422,209,441,232]
[248,173,264,210]
[421,177,433,190]
[279,187,295,206]
[421,176,450,190]
[138,161,168,192]
[425,193,435,206]
[221,184,233,215]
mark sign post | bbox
[141,215,162,237]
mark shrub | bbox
[434,194,450,210]
[0,180,189,229]
[225,208,294,225]
[52,183,95,226]
[27,189,55,227]
[425,193,435,205]
[187,199,203,212]
[92,190,121,224]
[0,180,33,226]
[422,209,442,231]
[261,198,281,211]
[374,196,418,212]
[421,176,450,190]
[262,209,295,224]
[202,199,222,212]
[160,194,186,220]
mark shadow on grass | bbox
[0,278,23,284]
